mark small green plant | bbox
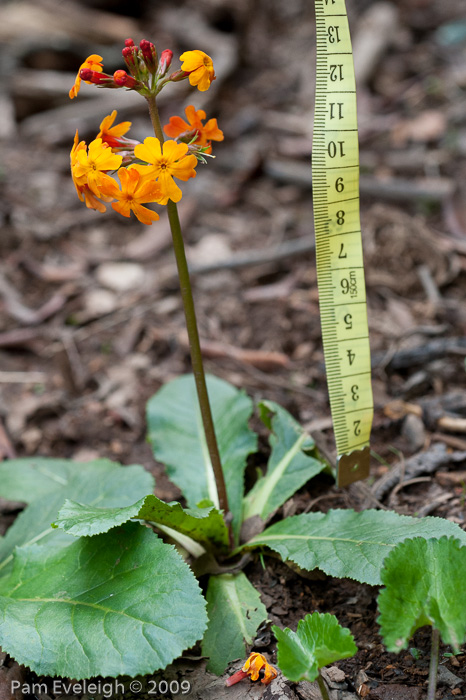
[377,537,466,700]
[273,612,357,700]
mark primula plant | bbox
[1,38,466,685]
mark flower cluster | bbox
[69,40,223,225]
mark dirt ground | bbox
[1,0,466,697]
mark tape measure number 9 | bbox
[312,0,373,487]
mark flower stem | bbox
[427,628,440,700]
[316,672,331,700]
[145,94,229,516]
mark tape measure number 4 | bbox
[312,0,373,487]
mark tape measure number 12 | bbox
[312,0,373,487]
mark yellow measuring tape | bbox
[312,0,373,487]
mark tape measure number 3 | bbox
[312,0,373,487]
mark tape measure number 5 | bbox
[312,0,373,487]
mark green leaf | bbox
[54,494,229,551]
[201,572,267,675]
[0,460,154,575]
[244,509,466,585]
[0,522,208,679]
[243,401,326,521]
[378,537,466,653]
[146,374,257,543]
[0,458,152,504]
[273,612,357,682]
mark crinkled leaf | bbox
[201,572,267,675]
[378,537,466,653]
[243,401,326,521]
[146,374,257,544]
[0,460,154,575]
[54,494,229,551]
[273,612,357,682]
[0,522,207,679]
[244,509,466,585]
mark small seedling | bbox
[377,536,466,700]
[272,612,357,700]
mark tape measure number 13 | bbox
[312,0,373,487]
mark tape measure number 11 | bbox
[312,0,373,487]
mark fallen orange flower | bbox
[225,652,278,687]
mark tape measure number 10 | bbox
[312,0,373,487]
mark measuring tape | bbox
[312,0,373,487]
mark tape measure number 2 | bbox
[312,0,373,487]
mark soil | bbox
[1,0,466,698]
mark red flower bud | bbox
[157,49,173,77]
[79,68,114,86]
[124,38,135,47]
[122,45,139,76]
[113,69,140,89]
[139,39,157,72]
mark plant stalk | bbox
[145,94,229,516]
[316,672,331,700]
[426,627,440,700]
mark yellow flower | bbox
[72,137,123,196]
[134,137,197,204]
[69,54,103,99]
[179,50,216,92]
[163,105,223,153]
[97,110,133,148]
[70,130,109,212]
[242,653,278,685]
[99,167,164,226]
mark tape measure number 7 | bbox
[312,0,373,487]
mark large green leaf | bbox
[243,401,326,521]
[378,537,466,653]
[0,522,208,679]
[244,509,466,585]
[146,374,257,543]
[53,494,229,551]
[0,458,152,504]
[201,572,267,675]
[0,460,154,575]
[273,612,357,682]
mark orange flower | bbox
[69,54,103,99]
[242,653,278,685]
[179,50,216,92]
[99,167,164,225]
[134,137,197,204]
[70,130,109,212]
[72,137,123,196]
[97,110,133,149]
[164,105,223,153]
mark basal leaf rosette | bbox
[377,536,466,653]
[273,612,357,682]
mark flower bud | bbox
[139,39,158,73]
[113,69,142,90]
[157,49,173,78]
[79,69,115,86]
[122,45,139,77]
[124,38,135,47]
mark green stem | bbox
[427,628,440,700]
[316,672,331,700]
[145,94,229,516]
